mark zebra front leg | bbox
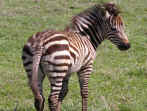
[78,66,92,111]
[78,76,89,111]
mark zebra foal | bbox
[22,2,130,111]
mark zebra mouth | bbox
[117,43,131,50]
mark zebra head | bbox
[70,2,130,50]
[104,2,131,50]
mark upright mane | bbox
[66,2,120,33]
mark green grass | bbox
[0,0,147,110]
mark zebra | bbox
[22,2,130,111]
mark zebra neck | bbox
[90,35,104,50]
[81,30,105,50]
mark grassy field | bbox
[0,0,147,111]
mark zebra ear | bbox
[105,11,110,18]
[104,2,120,16]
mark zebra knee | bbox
[81,87,88,99]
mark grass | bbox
[0,0,147,110]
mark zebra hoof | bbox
[34,96,45,111]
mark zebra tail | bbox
[31,44,43,100]
[22,43,43,99]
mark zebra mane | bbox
[66,2,120,33]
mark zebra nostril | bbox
[118,43,131,51]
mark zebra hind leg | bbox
[58,74,71,109]
[24,65,45,111]
[22,45,45,111]
[48,73,68,111]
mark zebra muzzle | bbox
[117,43,131,51]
